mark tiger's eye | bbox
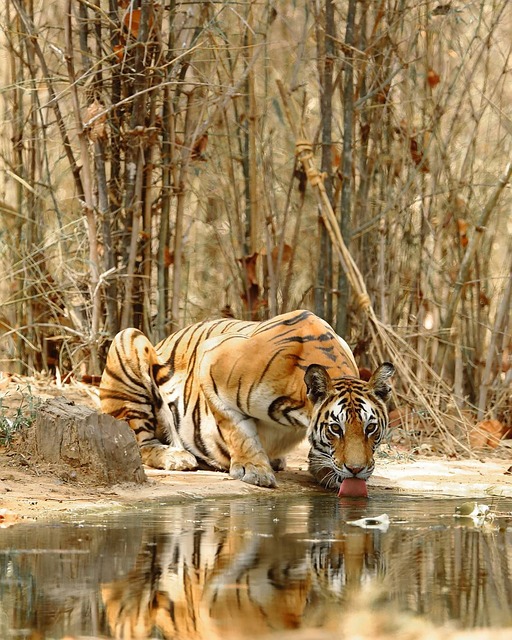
[365,423,378,437]
[329,423,342,436]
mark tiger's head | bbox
[305,362,395,491]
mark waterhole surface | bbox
[1,492,511,639]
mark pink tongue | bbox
[338,478,368,498]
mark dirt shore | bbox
[1,376,511,525]
[2,438,512,527]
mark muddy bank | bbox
[1,378,511,523]
[2,439,512,525]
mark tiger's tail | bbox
[100,328,160,429]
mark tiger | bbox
[100,309,394,490]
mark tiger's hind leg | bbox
[149,400,198,471]
[100,328,197,471]
[198,336,277,488]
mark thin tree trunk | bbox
[319,0,335,325]
[94,137,118,338]
[65,0,101,373]
[9,0,26,373]
[107,0,122,334]
[156,3,176,341]
[241,8,260,318]
[247,8,259,257]
[142,89,159,338]
[120,146,145,330]
[477,249,512,419]
[170,91,195,330]
[336,0,357,336]
[156,87,173,341]
[120,0,153,330]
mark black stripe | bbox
[133,423,154,436]
[169,401,180,431]
[104,363,146,394]
[118,408,152,420]
[317,344,338,362]
[275,330,333,346]
[255,349,283,386]
[192,399,209,458]
[161,324,198,368]
[281,310,313,325]
[268,396,305,425]
[215,426,231,461]
[102,389,150,404]
[184,371,194,414]
[252,310,312,335]
[236,379,243,412]
[153,363,172,385]
[210,371,218,397]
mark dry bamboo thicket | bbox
[0,1,510,451]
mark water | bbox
[1,492,512,639]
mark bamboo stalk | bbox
[155,4,177,342]
[9,0,26,373]
[314,0,335,323]
[84,0,118,340]
[120,146,145,330]
[337,0,357,336]
[276,159,302,312]
[106,0,123,335]
[156,87,173,341]
[65,0,101,373]
[120,0,154,330]
[246,6,259,258]
[141,84,159,339]
[94,136,118,337]
[477,249,512,419]
[170,90,196,330]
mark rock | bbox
[26,397,146,485]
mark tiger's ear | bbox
[368,362,395,403]
[304,364,334,405]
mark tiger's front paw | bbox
[141,445,198,471]
[162,448,198,471]
[230,461,277,488]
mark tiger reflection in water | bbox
[101,499,377,639]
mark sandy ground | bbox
[1,375,512,526]
[2,438,512,526]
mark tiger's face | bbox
[305,363,395,491]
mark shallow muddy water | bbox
[1,492,512,639]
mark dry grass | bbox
[0,1,510,450]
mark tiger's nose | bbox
[346,465,364,476]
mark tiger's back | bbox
[100,309,393,489]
